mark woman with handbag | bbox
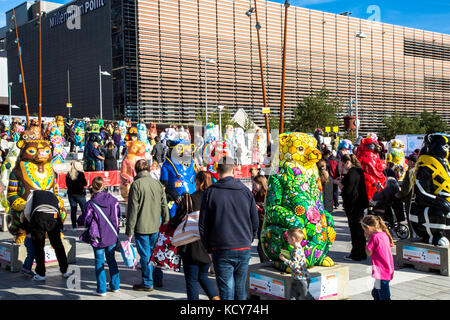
[170,171,220,300]
[77,176,121,296]
[66,161,87,229]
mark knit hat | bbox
[406,153,418,163]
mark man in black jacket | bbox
[23,190,70,281]
[151,136,165,165]
[199,157,259,300]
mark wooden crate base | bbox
[396,240,449,276]
[247,262,349,300]
[0,237,77,273]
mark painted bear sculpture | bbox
[202,139,229,182]
[6,139,66,243]
[261,132,336,271]
[386,139,408,182]
[120,140,146,202]
[356,137,386,201]
[160,139,196,218]
[410,133,450,246]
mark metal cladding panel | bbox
[6,0,113,119]
[137,0,450,131]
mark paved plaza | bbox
[1,193,450,301]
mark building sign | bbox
[49,0,106,29]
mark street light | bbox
[99,65,111,120]
[8,82,13,118]
[217,105,224,139]
[204,57,216,125]
[354,32,367,138]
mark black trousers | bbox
[30,212,68,277]
[333,184,339,207]
[257,240,270,263]
[345,208,367,260]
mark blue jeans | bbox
[134,233,163,288]
[22,236,35,271]
[93,244,120,294]
[372,280,391,300]
[181,253,218,300]
[68,195,86,228]
[212,249,251,300]
[95,161,104,171]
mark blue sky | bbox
[274,0,450,34]
[1,0,450,34]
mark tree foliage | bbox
[380,111,448,140]
[419,110,448,134]
[287,88,342,133]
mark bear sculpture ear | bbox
[279,133,289,146]
[16,140,25,149]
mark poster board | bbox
[248,272,286,299]
[309,272,339,300]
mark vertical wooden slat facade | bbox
[136,0,450,132]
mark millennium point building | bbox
[5,0,450,132]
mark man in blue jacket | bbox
[199,157,259,300]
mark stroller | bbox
[368,177,410,240]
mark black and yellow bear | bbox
[410,133,450,246]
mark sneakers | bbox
[21,268,35,277]
[32,274,46,281]
[133,284,154,292]
[107,285,120,293]
[62,272,71,278]
[93,291,107,297]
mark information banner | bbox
[0,245,11,263]
[248,272,285,299]
[57,171,121,189]
[309,273,338,300]
[403,245,441,266]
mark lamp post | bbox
[218,105,224,139]
[204,57,216,126]
[8,82,13,119]
[67,67,71,118]
[354,32,367,138]
[99,65,111,120]
[279,0,290,135]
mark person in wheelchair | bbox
[370,177,406,228]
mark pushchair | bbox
[368,177,410,240]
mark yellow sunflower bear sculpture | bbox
[261,133,336,271]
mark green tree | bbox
[287,88,342,133]
[419,110,448,134]
[380,112,426,140]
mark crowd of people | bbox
[1,115,420,301]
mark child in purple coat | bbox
[77,176,121,296]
